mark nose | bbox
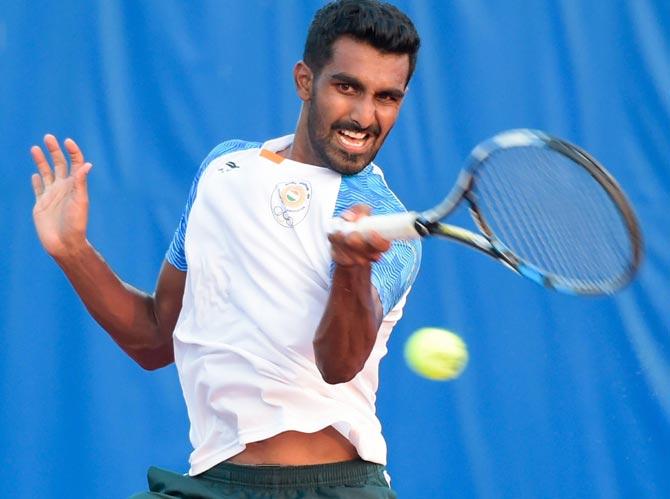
[350,95,376,130]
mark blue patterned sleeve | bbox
[332,168,422,315]
[371,239,422,315]
[165,140,260,271]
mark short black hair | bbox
[303,0,421,84]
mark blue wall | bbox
[2,1,668,497]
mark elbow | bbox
[320,367,359,385]
[127,341,174,371]
[314,354,363,385]
[136,355,173,371]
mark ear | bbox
[294,61,314,101]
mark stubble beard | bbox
[306,97,380,176]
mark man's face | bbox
[306,37,410,175]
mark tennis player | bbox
[30,1,421,497]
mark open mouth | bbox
[335,129,371,152]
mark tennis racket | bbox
[329,129,643,295]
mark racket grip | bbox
[327,211,421,240]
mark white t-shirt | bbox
[166,135,421,475]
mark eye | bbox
[377,93,400,104]
[336,83,355,94]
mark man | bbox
[30,1,421,497]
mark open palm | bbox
[31,134,93,257]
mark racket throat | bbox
[418,215,523,273]
[413,217,435,237]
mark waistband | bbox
[202,459,387,487]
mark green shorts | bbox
[130,459,397,498]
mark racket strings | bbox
[490,158,593,283]
[481,158,564,271]
[472,146,634,291]
[512,159,628,285]
[514,152,628,284]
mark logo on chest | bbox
[270,181,312,227]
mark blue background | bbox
[2,1,669,497]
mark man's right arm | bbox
[31,134,184,370]
[55,248,184,370]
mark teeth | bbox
[340,130,367,140]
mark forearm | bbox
[54,240,171,367]
[313,263,382,384]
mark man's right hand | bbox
[31,134,93,258]
[28,134,183,369]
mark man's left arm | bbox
[313,205,391,384]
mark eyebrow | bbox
[330,72,405,100]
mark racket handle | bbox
[328,211,422,240]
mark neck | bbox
[279,106,320,166]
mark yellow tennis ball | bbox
[404,327,468,381]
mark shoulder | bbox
[335,162,407,216]
[190,139,262,183]
[202,139,262,167]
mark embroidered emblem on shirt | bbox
[271,181,312,227]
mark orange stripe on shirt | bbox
[260,149,285,164]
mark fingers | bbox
[366,231,392,253]
[64,138,85,174]
[330,204,392,266]
[31,144,54,187]
[31,173,44,198]
[31,135,89,187]
[342,204,372,221]
[73,162,93,196]
[329,233,366,266]
[44,134,68,178]
[329,229,391,266]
